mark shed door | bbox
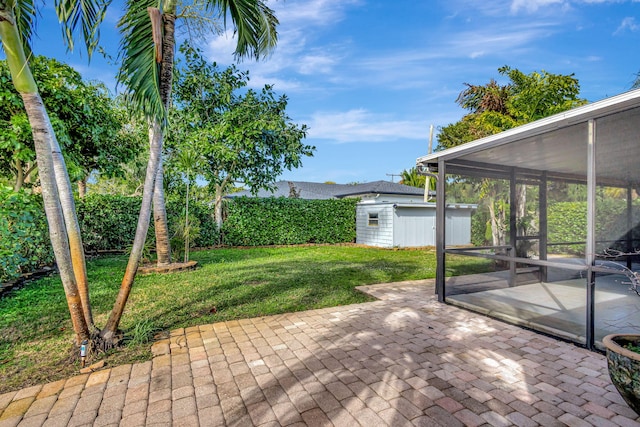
[394,208,434,247]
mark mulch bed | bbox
[137,260,198,275]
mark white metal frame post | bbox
[436,159,446,302]
[586,119,596,349]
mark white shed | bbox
[356,202,476,248]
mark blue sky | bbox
[7,0,640,184]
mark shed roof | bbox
[416,88,640,187]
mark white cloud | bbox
[307,109,429,143]
[246,74,302,91]
[510,0,640,13]
[448,26,554,58]
[298,54,337,75]
[206,29,239,61]
[203,0,360,90]
[510,0,566,13]
[615,17,640,34]
[274,0,362,26]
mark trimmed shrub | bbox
[3,193,356,280]
[0,188,53,282]
[470,199,640,255]
[221,197,357,246]
[77,194,142,252]
[76,194,219,252]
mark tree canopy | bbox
[438,66,587,249]
[167,44,313,224]
[0,56,138,192]
[399,167,426,189]
[438,66,587,150]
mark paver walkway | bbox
[1,280,640,426]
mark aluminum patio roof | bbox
[416,88,640,187]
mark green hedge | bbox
[548,200,640,254]
[2,193,357,281]
[221,197,357,246]
[0,187,53,282]
[469,199,640,255]
[77,194,141,252]
[76,194,219,252]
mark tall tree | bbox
[168,45,313,227]
[439,66,586,249]
[0,56,134,195]
[0,0,280,349]
[0,0,109,344]
[114,0,278,269]
[399,167,426,189]
[104,0,279,338]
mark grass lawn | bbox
[0,245,492,393]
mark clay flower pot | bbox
[603,334,640,416]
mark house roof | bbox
[227,180,426,200]
[333,181,425,197]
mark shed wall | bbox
[445,209,473,245]
[357,203,474,248]
[393,207,436,247]
[356,204,394,247]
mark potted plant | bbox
[600,252,640,416]
[603,334,640,416]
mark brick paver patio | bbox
[1,279,639,426]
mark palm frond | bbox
[206,0,278,60]
[11,0,38,57]
[54,0,110,56]
[117,0,164,122]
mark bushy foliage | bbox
[468,198,640,255]
[181,201,218,248]
[170,214,202,262]
[77,195,356,250]
[0,188,53,282]
[0,57,132,190]
[3,193,357,280]
[77,194,141,252]
[470,210,490,247]
[76,194,219,252]
[222,197,357,246]
[534,200,638,255]
[547,202,587,252]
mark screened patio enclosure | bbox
[416,88,640,351]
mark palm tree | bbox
[0,0,279,347]
[456,79,511,116]
[117,0,278,268]
[0,1,108,344]
[399,167,426,189]
[102,0,278,339]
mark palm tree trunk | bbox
[102,120,162,341]
[184,175,190,263]
[24,93,91,343]
[101,6,178,341]
[0,14,90,343]
[50,134,93,328]
[488,197,500,247]
[153,159,171,265]
[151,8,176,266]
